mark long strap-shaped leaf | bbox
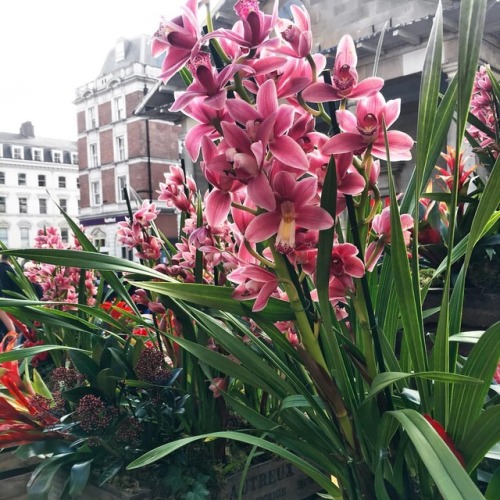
[386,124,431,412]
[433,0,487,427]
[448,321,500,445]
[377,409,483,499]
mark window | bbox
[12,146,23,159]
[117,175,127,201]
[76,177,80,189]
[115,135,126,161]
[113,96,125,121]
[87,106,97,129]
[39,198,47,214]
[19,197,27,214]
[89,143,99,167]
[0,145,3,158]
[58,176,66,188]
[94,237,106,249]
[91,181,101,206]
[0,197,6,213]
[38,175,46,187]
[18,173,26,186]
[59,199,67,212]
[52,150,62,163]
[20,227,30,248]
[0,227,7,245]
[0,171,4,184]
[121,246,133,260]
[71,152,78,165]
[33,148,43,161]
[61,228,69,243]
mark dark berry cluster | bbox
[134,347,170,384]
[51,367,84,390]
[115,417,144,446]
[76,394,112,432]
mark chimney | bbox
[20,121,35,138]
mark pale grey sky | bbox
[0,0,185,141]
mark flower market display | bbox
[1,0,500,498]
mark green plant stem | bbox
[351,295,377,381]
[270,244,356,451]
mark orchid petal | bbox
[296,206,334,230]
[322,133,367,155]
[270,135,309,170]
[205,189,232,227]
[348,77,385,99]
[245,212,282,242]
[247,172,276,212]
[302,83,341,103]
[336,110,357,133]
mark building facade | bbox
[0,121,79,249]
[74,35,180,258]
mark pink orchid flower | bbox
[226,79,309,170]
[276,4,313,58]
[321,92,414,161]
[227,264,279,312]
[152,0,201,83]
[182,97,233,161]
[365,206,413,271]
[170,63,253,111]
[133,200,160,227]
[245,171,334,254]
[204,0,278,52]
[302,34,384,102]
[209,377,228,398]
[329,243,365,283]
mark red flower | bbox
[423,414,465,467]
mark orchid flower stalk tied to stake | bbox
[1,0,500,498]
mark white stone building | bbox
[0,121,79,248]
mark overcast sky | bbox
[0,0,186,141]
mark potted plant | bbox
[1,0,500,498]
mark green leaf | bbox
[460,405,500,472]
[415,1,443,196]
[281,395,326,411]
[32,369,53,399]
[69,350,101,381]
[69,459,93,497]
[0,345,88,364]
[485,467,500,500]
[386,124,430,411]
[455,0,487,144]
[129,280,294,322]
[378,410,482,499]
[367,371,482,400]
[448,331,485,344]
[449,321,500,444]
[464,155,500,266]
[96,368,117,401]
[126,431,341,497]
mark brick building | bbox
[0,121,79,248]
[74,35,180,258]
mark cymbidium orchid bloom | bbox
[182,97,233,161]
[322,92,414,161]
[365,206,414,271]
[302,34,384,102]
[226,79,309,170]
[133,200,160,227]
[227,263,279,312]
[152,0,201,84]
[245,171,334,254]
[275,4,313,58]
[170,62,253,111]
[204,0,278,52]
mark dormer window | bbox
[12,146,23,160]
[32,148,43,161]
[115,40,125,62]
[52,150,63,163]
